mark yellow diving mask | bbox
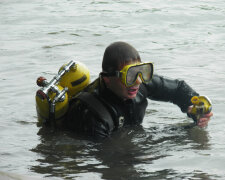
[102,62,154,87]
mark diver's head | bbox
[102,42,142,100]
[102,41,141,73]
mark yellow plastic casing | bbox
[58,62,90,99]
[190,96,212,115]
[36,85,69,126]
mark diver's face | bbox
[104,61,142,100]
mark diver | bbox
[64,41,213,138]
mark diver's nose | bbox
[135,76,142,85]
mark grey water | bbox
[1,0,225,179]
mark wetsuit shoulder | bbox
[66,79,115,139]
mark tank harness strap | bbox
[76,92,114,131]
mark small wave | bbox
[42,43,77,49]
[47,31,65,35]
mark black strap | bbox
[76,92,114,131]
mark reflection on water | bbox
[30,123,212,179]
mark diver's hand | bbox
[187,106,213,127]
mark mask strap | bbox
[100,71,121,78]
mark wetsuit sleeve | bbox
[144,74,199,112]
[65,100,111,139]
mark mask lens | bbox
[126,63,153,86]
[126,67,137,86]
[140,63,152,81]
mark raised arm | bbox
[144,74,199,113]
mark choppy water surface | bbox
[1,0,225,179]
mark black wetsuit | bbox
[65,75,199,138]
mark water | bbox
[0,0,225,179]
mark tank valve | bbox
[37,76,48,87]
[35,60,75,100]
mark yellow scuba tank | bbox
[35,60,90,127]
[190,96,212,122]
[36,83,69,126]
[58,62,90,99]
